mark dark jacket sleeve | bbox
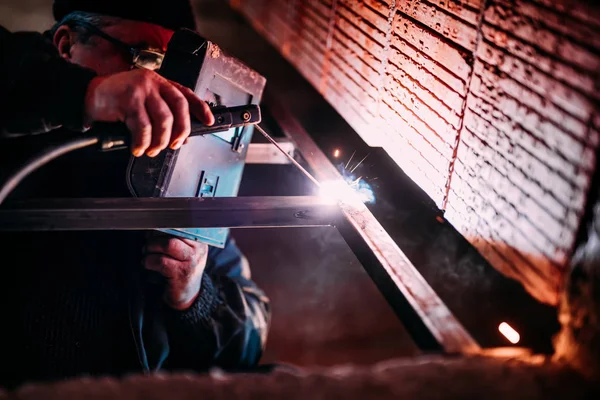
[0,26,97,137]
[163,236,271,371]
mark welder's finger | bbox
[143,254,181,279]
[145,94,174,157]
[169,81,215,126]
[125,108,152,157]
[160,83,190,150]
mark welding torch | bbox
[96,104,261,151]
[0,104,261,204]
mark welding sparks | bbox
[333,149,340,158]
[345,151,356,170]
[319,180,361,204]
[319,174,375,205]
[349,153,370,174]
[318,150,377,204]
[255,126,373,204]
[498,322,520,344]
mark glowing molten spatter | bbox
[498,322,520,344]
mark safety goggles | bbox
[65,19,165,71]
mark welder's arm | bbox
[163,237,271,370]
[0,26,97,136]
[0,26,214,158]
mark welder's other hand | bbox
[84,69,215,157]
[143,233,209,310]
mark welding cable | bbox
[0,136,99,205]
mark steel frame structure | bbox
[0,95,480,355]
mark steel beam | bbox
[0,196,339,231]
[265,92,481,354]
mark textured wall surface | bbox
[230,0,600,305]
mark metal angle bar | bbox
[265,92,481,354]
[0,196,340,231]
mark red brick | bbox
[531,0,600,28]
[323,71,377,120]
[423,0,483,26]
[325,59,379,116]
[309,0,335,19]
[287,37,327,67]
[396,0,480,50]
[484,1,600,72]
[386,50,464,123]
[381,86,455,159]
[392,12,472,81]
[465,96,595,174]
[470,64,591,142]
[287,53,323,89]
[298,2,331,34]
[363,0,395,15]
[450,159,569,265]
[289,10,329,44]
[333,18,385,71]
[323,80,382,144]
[331,34,381,90]
[476,41,596,122]
[379,99,450,166]
[337,0,389,46]
[388,33,468,95]
[480,24,598,100]
[383,72,459,147]
[458,122,582,240]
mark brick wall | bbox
[230,0,600,305]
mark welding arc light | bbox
[333,149,340,158]
[498,322,520,344]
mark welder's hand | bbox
[84,69,215,157]
[143,233,209,310]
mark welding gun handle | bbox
[93,104,261,151]
[190,104,261,136]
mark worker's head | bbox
[49,0,196,75]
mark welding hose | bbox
[0,136,100,205]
